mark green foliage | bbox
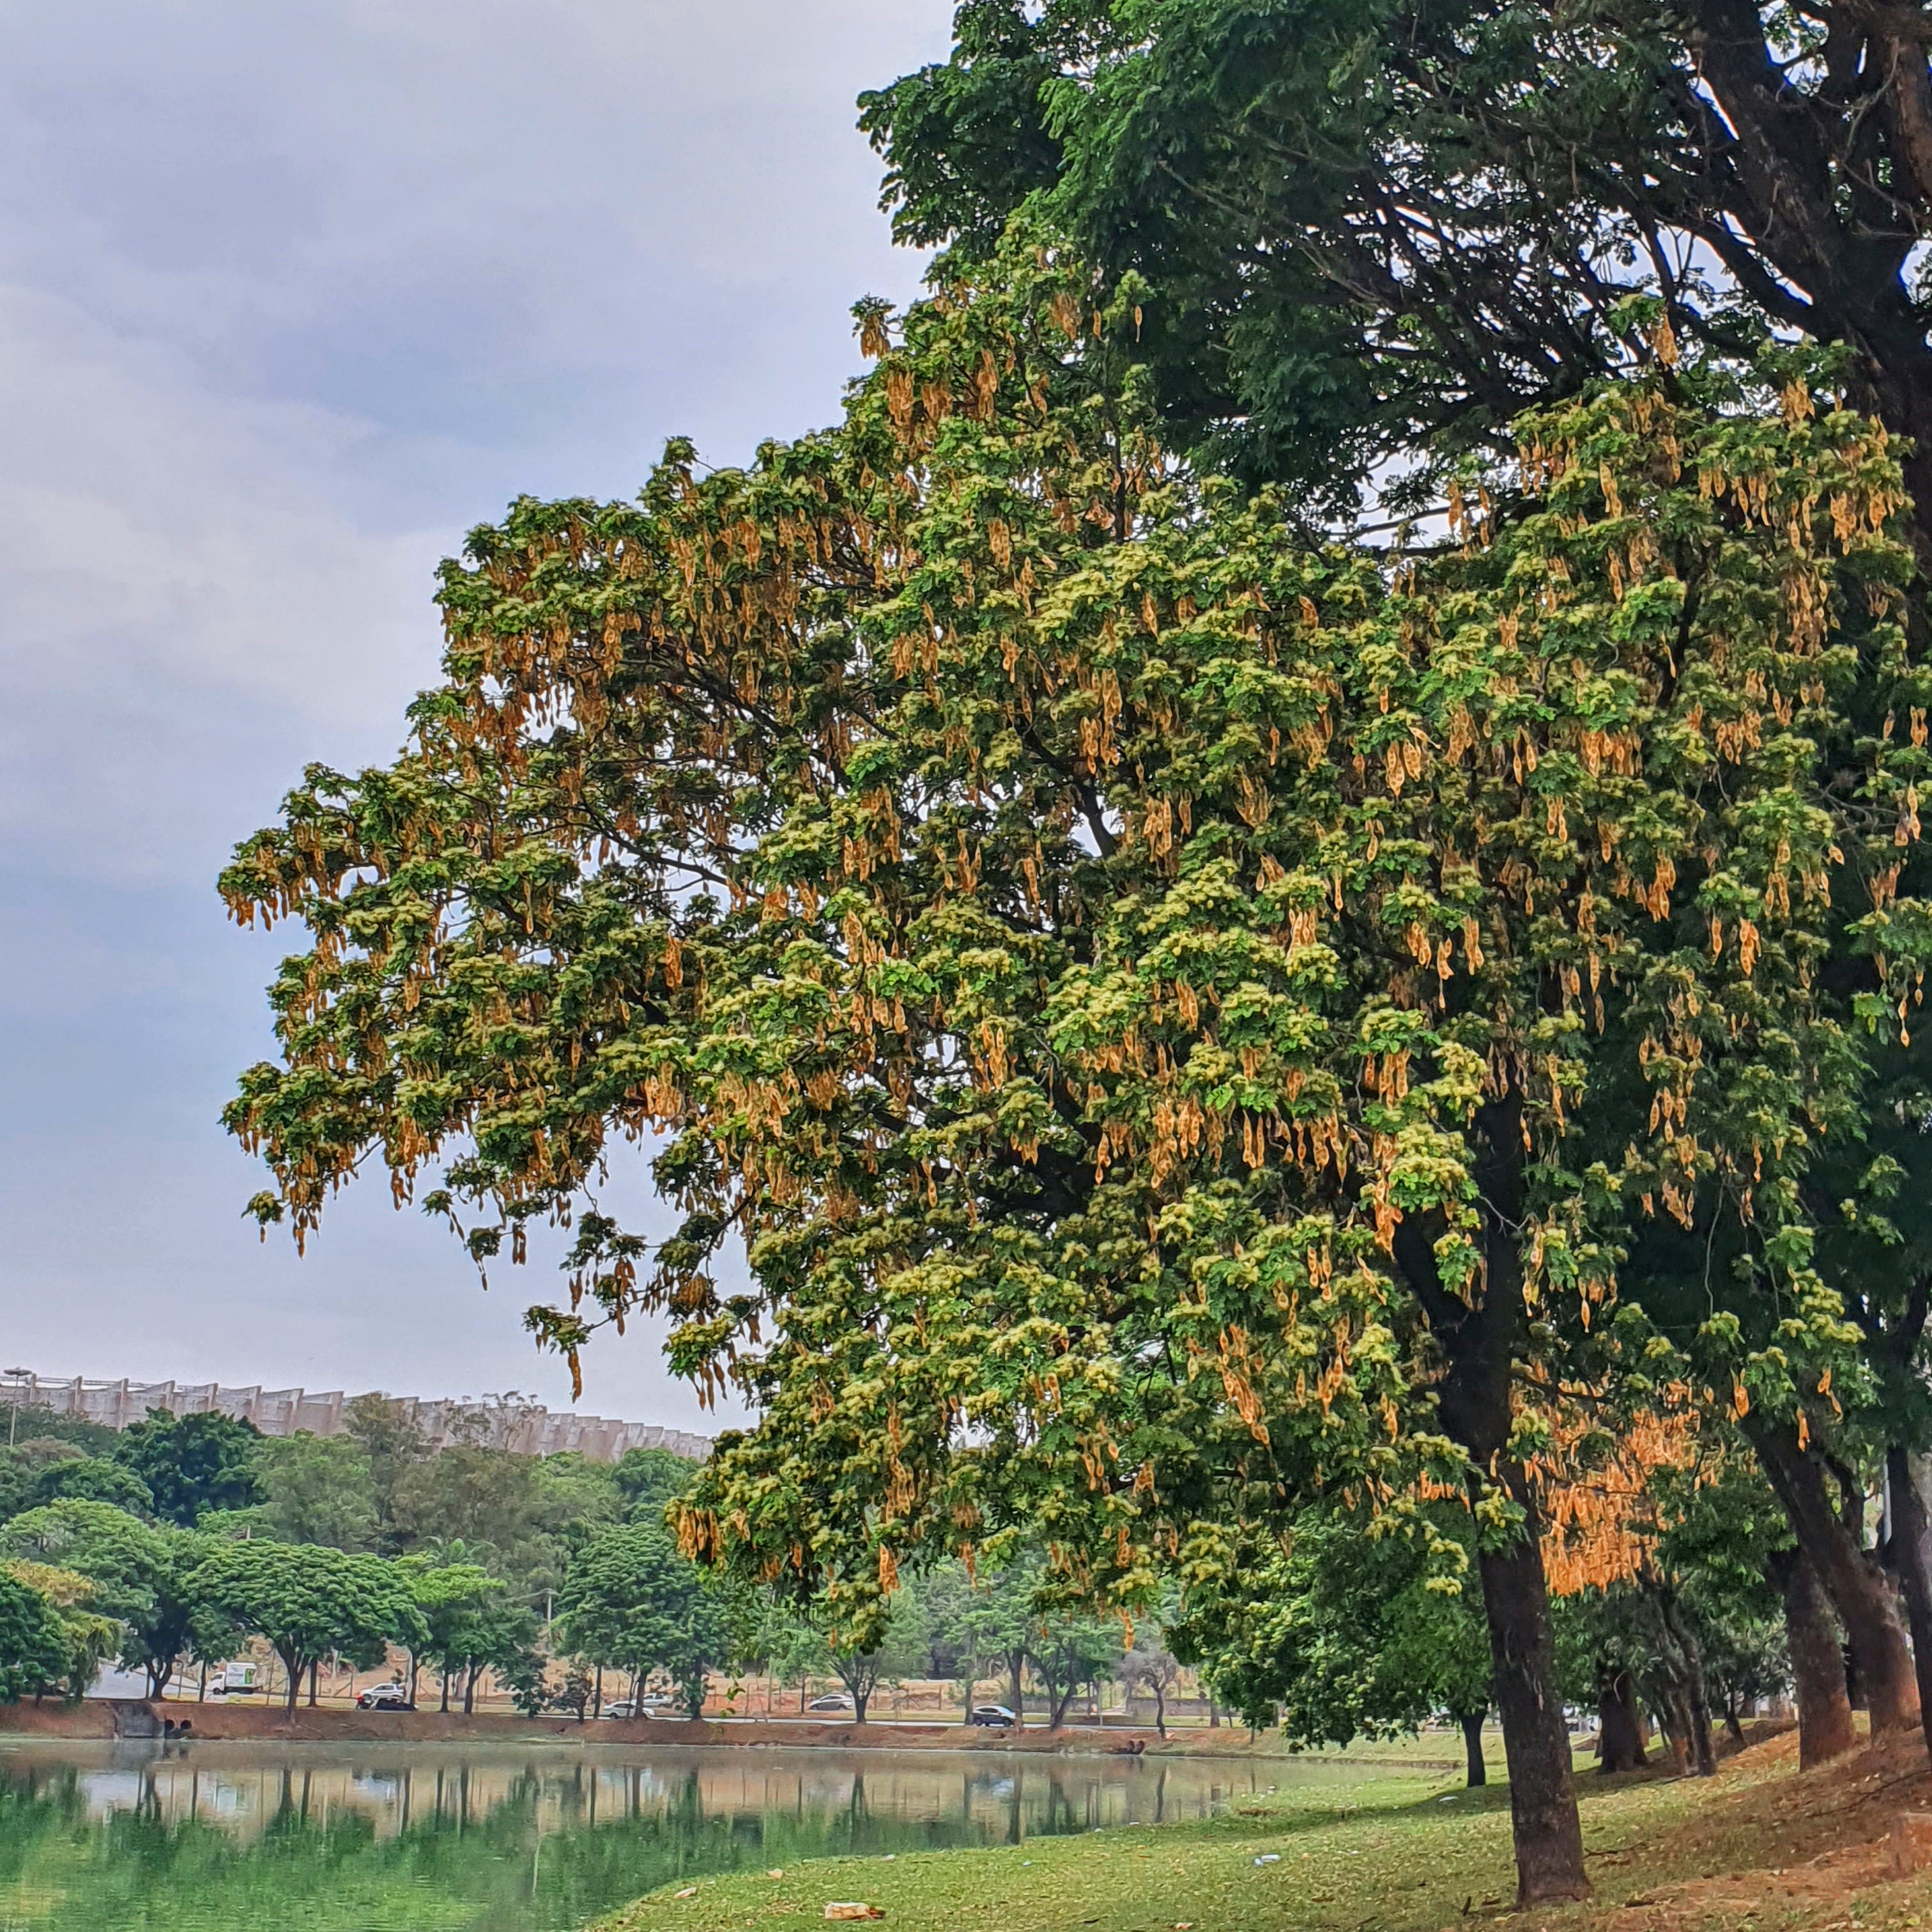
[111,1409,263,1527]
[614,1447,698,1522]
[30,1457,155,1515]
[220,223,1925,1676]
[187,1540,424,1712]
[0,1499,230,1695]
[229,1432,379,1549]
[1174,1506,1489,1740]
[859,0,1932,555]
[0,1568,71,1701]
[556,1523,733,1716]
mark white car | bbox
[806,1693,855,1713]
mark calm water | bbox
[0,1739,1383,1931]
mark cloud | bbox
[0,0,953,1423]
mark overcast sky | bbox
[0,0,952,1432]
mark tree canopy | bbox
[220,217,1928,1896]
[858,0,1932,570]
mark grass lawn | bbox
[593,1727,1932,1932]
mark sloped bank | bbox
[0,1699,1404,1758]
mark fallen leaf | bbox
[768,1870,785,1879]
[824,1907,885,1922]
[675,1887,697,1899]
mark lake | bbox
[0,1738,1384,1931]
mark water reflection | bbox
[0,1740,1371,1932]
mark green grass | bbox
[591,1768,1662,1932]
[594,1740,1932,1932]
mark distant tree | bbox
[0,1441,84,1523]
[31,1458,153,1515]
[819,1596,926,1724]
[934,1558,1041,1727]
[614,1448,698,1523]
[0,1568,75,1701]
[236,1434,378,1550]
[1174,1506,1494,1782]
[112,1411,262,1527]
[188,1540,423,1715]
[549,1657,595,1721]
[343,1395,430,1555]
[557,1523,732,1717]
[1033,1613,1123,1729]
[403,1559,518,1713]
[0,1408,118,1457]
[747,1597,834,1714]
[1122,1637,1182,1738]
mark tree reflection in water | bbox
[0,1741,1309,1932]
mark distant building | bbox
[3,1372,710,1464]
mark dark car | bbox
[969,1704,1018,1727]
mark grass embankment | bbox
[599,1726,1932,1932]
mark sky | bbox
[0,0,954,1433]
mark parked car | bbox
[969,1704,1018,1727]
[356,1683,415,1712]
[806,1693,855,1713]
[600,1694,678,1720]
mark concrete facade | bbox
[4,1373,710,1463]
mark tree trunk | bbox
[1009,1651,1025,1728]
[1753,1422,1917,1735]
[307,1660,318,1709]
[1723,1696,1745,1749]
[440,1668,450,1714]
[1153,1682,1167,1738]
[1885,1446,1932,1767]
[1400,1107,1588,1906]
[1460,1710,1487,1786]
[1646,1578,1715,1777]
[282,1652,302,1716]
[407,1652,419,1707]
[1596,1669,1646,1774]
[197,1661,207,1704]
[463,1662,478,1716]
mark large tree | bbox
[112,1410,263,1528]
[222,234,1923,1898]
[555,1523,733,1717]
[187,1540,422,1715]
[860,0,1932,571]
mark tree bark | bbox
[1645,1576,1716,1776]
[282,1652,302,1716]
[1751,1421,1917,1735]
[1770,1545,1857,1767]
[1460,1710,1488,1786]
[1009,1650,1025,1728]
[307,1659,319,1709]
[1596,1669,1647,1774]
[1400,1105,1588,1905]
[1885,1446,1932,1767]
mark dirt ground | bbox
[0,1698,1280,1754]
[1519,1724,1932,1932]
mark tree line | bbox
[0,1399,1192,1724]
[217,0,1932,1908]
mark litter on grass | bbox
[674,1887,697,1899]
[1255,1853,1282,1865]
[824,1906,885,1922]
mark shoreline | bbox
[0,1700,1464,1766]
